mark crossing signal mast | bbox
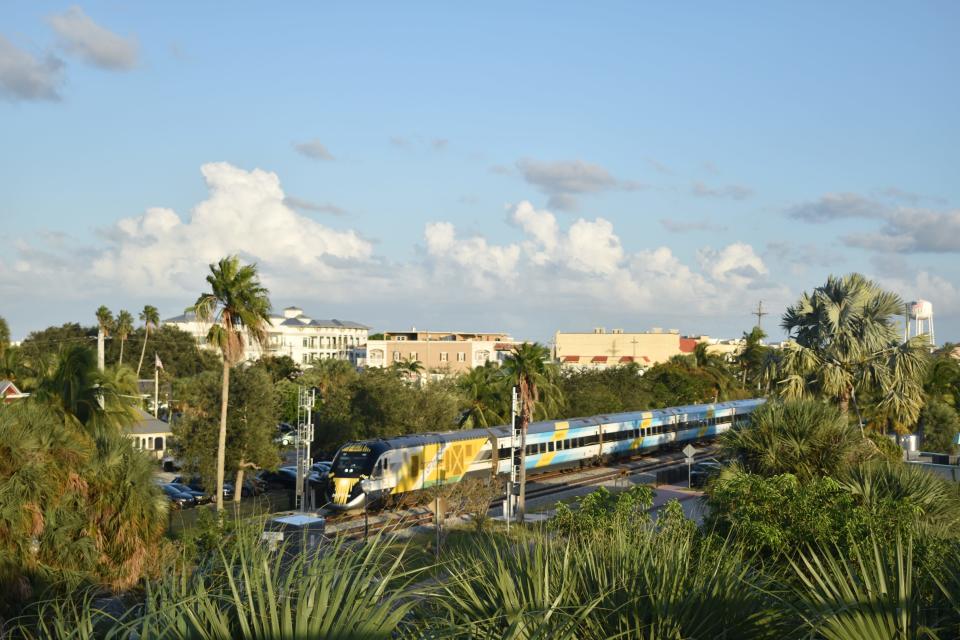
[294,386,316,511]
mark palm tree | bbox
[692,341,735,402]
[136,305,160,378]
[457,362,508,428]
[34,344,140,433]
[188,256,272,512]
[737,326,768,389]
[779,273,930,433]
[502,342,553,523]
[114,310,134,367]
[94,306,113,372]
[392,356,425,383]
[0,315,9,353]
[721,399,872,480]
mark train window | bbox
[548,441,554,452]
[540,443,547,454]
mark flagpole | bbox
[154,355,159,418]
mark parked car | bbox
[160,483,196,509]
[259,467,299,488]
[274,423,299,447]
[173,475,234,501]
[167,481,211,505]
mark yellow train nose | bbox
[332,477,357,505]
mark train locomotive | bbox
[326,397,765,510]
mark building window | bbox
[393,351,401,361]
[155,437,164,451]
[302,354,309,364]
[410,352,418,361]
[475,350,490,361]
[456,352,466,362]
[440,352,448,362]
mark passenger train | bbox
[326,398,765,510]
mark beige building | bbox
[554,328,743,370]
[365,330,519,375]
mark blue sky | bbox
[1,2,958,344]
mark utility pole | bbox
[752,301,768,329]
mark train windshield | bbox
[332,446,375,478]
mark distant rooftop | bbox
[165,309,368,330]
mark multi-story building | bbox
[164,306,368,367]
[364,330,519,375]
[554,328,742,370]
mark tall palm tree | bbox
[188,256,272,512]
[779,273,930,433]
[136,305,160,378]
[0,315,9,353]
[114,310,134,367]
[94,306,113,372]
[738,326,768,389]
[503,342,553,523]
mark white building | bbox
[164,306,368,367]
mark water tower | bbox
[907,299,935,346]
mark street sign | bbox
[683,444,698,489]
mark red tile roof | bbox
[679,338,698,353]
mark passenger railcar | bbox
[326,398,765,510]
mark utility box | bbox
[261,512,326,554]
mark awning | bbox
[591,355,608,363]
[562,355,580,363]
[619,356,634,363]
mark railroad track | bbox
[327,445,719,539]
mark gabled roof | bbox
[278,317,369,329]
[0,380,23,396]
[127,409,174,435]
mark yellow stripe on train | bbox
[535,421,569,468]
[332,477,356,505]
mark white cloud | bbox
[697,242,769,288]
[0,35,63,101]
[417,200,779,321]
[424,221,520,292]
[509,201,623,275]
[88,162,372,295]
[48,6,138,70]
